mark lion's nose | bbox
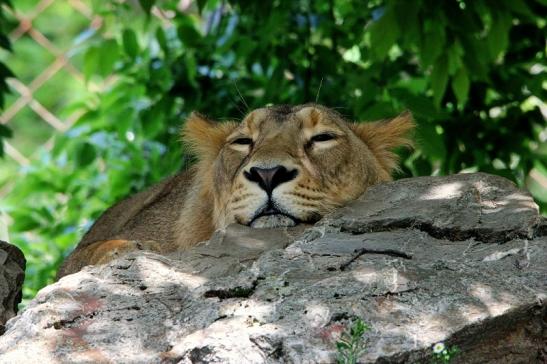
[244,166,298,195]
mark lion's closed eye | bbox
[228,136,254,152]
[310,133,336,142]
[232,137,253,145]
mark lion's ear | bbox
[350,111,415,174]
[182,112,238,160]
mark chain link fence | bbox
[0,0,107,196]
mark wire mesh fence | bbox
[0,0,106,196]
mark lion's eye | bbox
[232,137,253,145]
[311,133,335,142]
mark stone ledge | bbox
[0,173,545,363]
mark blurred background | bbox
[0,0,545,303]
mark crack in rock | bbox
[45,311,98,330]
[339,218,532,244]
[203,280,259,300]
[340,248,412,271]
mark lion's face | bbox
[183,104,413,231]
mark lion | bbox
[57,104,414,278]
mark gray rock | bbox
[317,172,540,243]
[0,173,545,363]
[0,240,25,336]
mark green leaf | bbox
[177,21,201,48]
[390,88,449,120]
[156,27,169,55]
[197,0,207,13]
[487,11,512,59]
[395,1,420,45]
[528,161,547,202]
[0,0,13,9]
[122,29,139,59]
[12,213,42,231]
[0,124,12,138]
[369,6,400,61]
[416,122,446,161]
[430,54,449,106]
[75,142,97,167]
[0,62,15,78]
[138,0,155,13]
[0,34,11,51]
[500,0,534,17]
[99,39,120,76]
[420,27,445,68]
[84,40,120,80]
[83,45,99,80]
[360,102,395,120]
[447,42,463,75]
[84,40,119,79]
[451,67,470,107]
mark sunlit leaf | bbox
[527,162,547,202]
[99,39,120,77]
[84,40,119,80]
[83,45,99,81]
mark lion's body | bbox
[58,104,414,278]
[57,172,193,277]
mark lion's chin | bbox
[249,214,297,229]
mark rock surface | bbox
[0,173,545,363]
[0,240,25,335]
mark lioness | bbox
[57,104,414,278]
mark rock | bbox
[0,173,545,363]
[0,240,25,335]
[317,172,540,243]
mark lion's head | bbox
[176,104,414,245]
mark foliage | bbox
[0,0,545,302]
[431,342,459,363]
[0,0,14,156]
[336,318,370,364]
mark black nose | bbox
[244,166,298,195]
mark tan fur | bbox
[58,104,414,278]
[183,112,239,160]
[349,110,415,174]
